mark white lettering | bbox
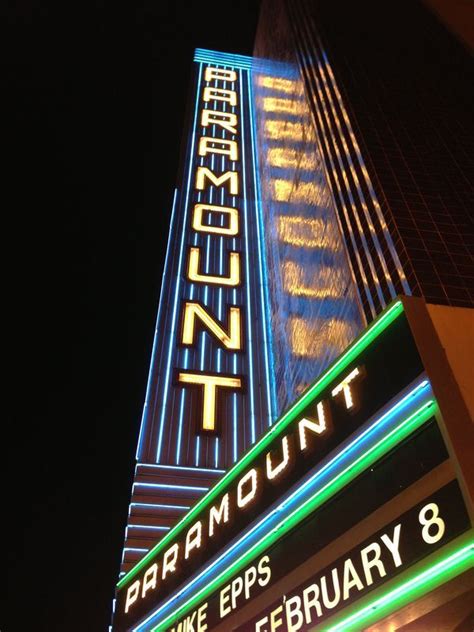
[302,584,322,623]
[298,401,329,451]
[320,568,340,609]
[270,604,284,632]
[381,524,402,566]
[237,468,258,508]
[231,576,243,610]
[219,584,231,619]
[266,435,291,481]
[342,558,364,600]
[141,563,158,598]
[258,555,272,587]
[209,493,230,537]
[185,521,202,559]
[285,595,304,631]
[331,367,363,411]
[197,603,208,632]
[256,616,269,632]
[162,543,179,579]
[360,542,386,586]
[244,566,257,599]
[125,580,140,614]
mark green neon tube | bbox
[325,539,474,631]
[150,399,435,631]
[119,300,404,590]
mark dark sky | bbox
[4,2,260,630]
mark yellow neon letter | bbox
[196,167,239,195]
[331,367,363,411]
[203,86,237,106]
[178,372,242,432]
[204,67,237,83]
[198,137,238,161]
[209,493,230,537]
[201,109,238,135]
[187,247,241,286]
[192,203,239,235]
[181,302,242,350]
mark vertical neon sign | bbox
[122,50,277,575]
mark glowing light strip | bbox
[214,69,228,470]
[193,83,206,470]
[156,63,204,462]
[138,391,434,630]
[176,65,213,465]
[128,525,170,531]
[193,49,252,69]
[136,188,179,459]
[118,300,403,588]
[326,540,474,631]
[231,94,239,463]
[216,116,225,466]
[124,547,149,553]
[197,78,213,404]
[195,436,200,468]
[175,389,186,464]
[137,464,225,474]
[150,381,429,613]
[239,68,257,444]
[133,483,209,492]
[247,69,278,425]
[174,312,190,467]
[130,503,190,511]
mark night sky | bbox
[4,2,260,630]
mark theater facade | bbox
[113,1,474,625]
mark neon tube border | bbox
[118,299,404,590]
[137,392,436,630]
[326,536,474,631]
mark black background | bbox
[3,2,260,630]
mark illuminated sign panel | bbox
[171,481,470,631]
[114,302,442,629]
[134,49,275,472]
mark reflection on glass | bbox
[282,261,339,298]
[264,120,306,141]
[252,46,363,413]
[267,148,316,170]
[262,97,306,115]
[272,179,321,204]
[288,317,356,358]
[257,75,303,95]
[277,216,340,250]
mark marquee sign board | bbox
[171,480,471,631]
[114,301,440,630]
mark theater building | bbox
[113,1,473,629]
